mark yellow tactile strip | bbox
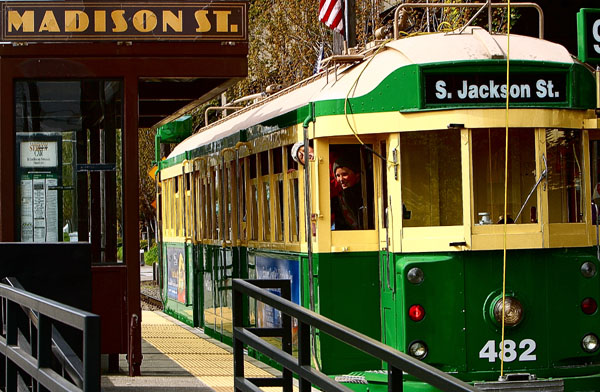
[141,311,277,392]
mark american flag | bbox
[319,0,344,34]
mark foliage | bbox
[139,127,157,231]
[144,243,158,265]
[226,0,384,113]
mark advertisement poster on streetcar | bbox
[167,246,186,303]
[255,256,300,332]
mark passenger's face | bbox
[335,167,359,189]
[297,146,314,165]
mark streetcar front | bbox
[313,27,600,391]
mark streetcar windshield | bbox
[401,129,462,227]
[546,129,583,223]
[472,128,536,225]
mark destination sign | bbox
[0,2,247,42]
[424,72,567,106]
[577,8,600,65]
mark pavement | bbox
[101,311,280,392]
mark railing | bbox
[0,282,100,391]
[393,2,544,40]
[232,278,477,392]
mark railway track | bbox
[141,292,163,310]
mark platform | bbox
[101,311,280,392]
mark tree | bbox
[139,127,157,243]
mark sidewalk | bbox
[101,311,279,392]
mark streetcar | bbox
[154,3,600,390]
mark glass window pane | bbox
[472,128,536,225]
[15,80,123,263]
[330,144,374,230]
[401,130,462,227]
[547,129,583,223]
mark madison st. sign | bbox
[0,1,247,41]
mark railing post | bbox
[37,314,52,391]
[232,281,244,392]
[83,315,101,392]
[389,365,403,392]
[5,300,17,391]
[298,321,312,392]
[281,280,293,392]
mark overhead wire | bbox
[500,0,512,379]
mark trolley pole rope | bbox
[501,0,511,379]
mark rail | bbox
[232,278,477,392]
[0,282,100,391]
[393,2,544,40]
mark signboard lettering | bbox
[20,141,58,168]
[577,8,600,65]
[1,2,247,42]
[424,72,566,106]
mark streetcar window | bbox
[239,158,247,242]
[214,167,220,240]
[275,178,284,241]
[284,144,300,242]
[287,144,299,171]
[204,174,211,239]
[547,129,583,223]
[401,130,462,227]
[330,144,374,230]
[224,164,231,242]
[249,154,257,179]
[472,128,536,224]
[273,147,283,174]
[289,177,299,242]
[175,176,181,236]
[380,141,388,229]
[260,150,269,176]
[250,183,259,240]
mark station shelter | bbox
[0,0,248,375]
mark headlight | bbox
[407,267,424,284]
[493,296,524,327]
[409,341,428,359]
[581,262,597,278]
[582,333,599,353]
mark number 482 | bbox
[479,339,537,363]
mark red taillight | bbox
[409,304,425,321]
[582,298,598,315]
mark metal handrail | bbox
[393,2,544,40]
[0,283,100,391]
[232,279,476,392]
[3,277,85,387]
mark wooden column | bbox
[0,60,15,241]
[124,74,142,376]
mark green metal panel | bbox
[157,115,192,144]
[316,252,381,374]
[398,254,467,373]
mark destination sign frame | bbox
[0,1,248,42]
[577,8,600,65]
[423,72,567,107]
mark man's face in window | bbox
[335,167,360,189]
